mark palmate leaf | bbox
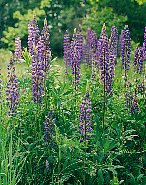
[103,138,119,153]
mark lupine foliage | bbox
[0,18,146,185]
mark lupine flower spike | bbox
[130,99,139,114]
[44,111,55,145]
[70,29,81,90]
[41,18,51,73]
[109,26,118,64]
[85,28,98,67]
[76,26,84,62]
[28,15,40,57]
[138,82,145,93]
[133,47,144,74]
[99,23,114,95]
[80,82,92,141]
[30,17,50,103]
[6,57,19,116]
[14,37,22,63]
[120,25,131,83]
[108,26,118,90]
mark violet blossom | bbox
[43,111,55,145]
[120,25,131,72]
[14,37,22,62]
[133,46,144,74]
[6,58,19,116]
[80,91,92,141]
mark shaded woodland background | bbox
[0,0,146,56]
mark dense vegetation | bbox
[0,11,146,184]
[0,0,146,185]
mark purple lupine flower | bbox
[76,28,84,61]
[28,15,40,56]
[109,26,118,63]
[85,28,98,66]
[70,37,81,89]
[29,17,50,103]
[84,28,99,78]
[28,22,35,56]
[44,111,55,145]
[14,37,22,63]
[138,82,145,93]
[125,91,133,108]
[133,47,144,74]
[108,27,118,90]
[80,91,92,141]
[64,30,71,74]
[84,29,92,66]
[121,25,131,72]
[6,58,19,116]
[41,18,51,73]
[130,99,139,114]
[99,24,113,95]
[86,28,98,51]
[143,26,146,60]
[31,36,45,103]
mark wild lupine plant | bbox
[41,18,51,73]
[120,25,131,81]
[79,91,92,142]
[28,17,50,103]
[76,27,84,61]
[6,58,19,116]
[133,46,144,74]
[85,28,98,68]
[130,46,144,114]
[70,29,81,90]
[14,37,22,63]
[44,111,55,145]
[28,15,40,56]
[109,26,118,64]
[130,99,139,114]
[108,26,118,88]
[99,24,113,95]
